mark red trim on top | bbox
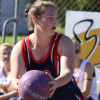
[21,38,28,70]
[54,34,63,72]
[54,54,58,73]
[55,34,63,57]
[49,32,58,62]
[27,32,58,63]
[25,35,32,64]
[75,93,83,100]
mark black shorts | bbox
[16,81,83,100]
[48,81,84,100]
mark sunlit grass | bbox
[0,26,65,45]
[0,35,26,45]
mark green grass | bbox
[56,26,65,34]
[0,26,65,45]
[0,35,26,45]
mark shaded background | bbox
[0,0,100,35]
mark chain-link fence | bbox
[0,0,15,35]
[0,0,100,42]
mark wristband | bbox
[85,78,92,81]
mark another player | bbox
[73,41,98,100]
[11,1,84,100]
[0,43,18,100]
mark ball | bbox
[18,70,51,100]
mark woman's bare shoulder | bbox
[11,41,22,57]
[59,35,74,49]
[58,34,74,56]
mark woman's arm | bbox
[81,62,94,99]
[48,35,75,97]
[11,41,26,90]
[0,90,18,100]
[55,35,75,87]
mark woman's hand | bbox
[16,76,21,91]
[45,72,57,98]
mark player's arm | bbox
[11,41,26,90]
[55,35,75,87]
[47,35,75,98]
[0,90,18,100]
[81,62,94,99]
[48,35,75,98]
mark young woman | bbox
[11,1,83,100]
[0,43,18,100]
[73,41,98,100]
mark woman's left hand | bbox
[45,72,57,98]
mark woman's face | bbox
[74,44,81,57]
[36,7,58,36]
[0,46,12,64]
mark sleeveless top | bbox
[21,32,63,78]
[0,61,14,94]
[73,59,98,100]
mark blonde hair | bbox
[0,43,13,49]
[24,0,57,30]
[73,40,81,51]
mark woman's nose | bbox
[54,19,58,25]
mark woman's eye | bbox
[48,17,53,20]
[3,53,6,55]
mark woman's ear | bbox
[78,50,81,56]
[32,16,37,23]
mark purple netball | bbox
[18,70,51,100]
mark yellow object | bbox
[96,66,100,68]
[72,28,100,68]
[0,84,10,93]
[97,81,100,100]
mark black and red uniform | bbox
[17,32,84,100]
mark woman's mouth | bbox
[51,27,56,30]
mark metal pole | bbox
[2,21,7,43]
[2,19,17,44]
[13,0,18,45]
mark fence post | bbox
[2,19,17,44]
[2,0,18,45]
[13,0,18,45]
